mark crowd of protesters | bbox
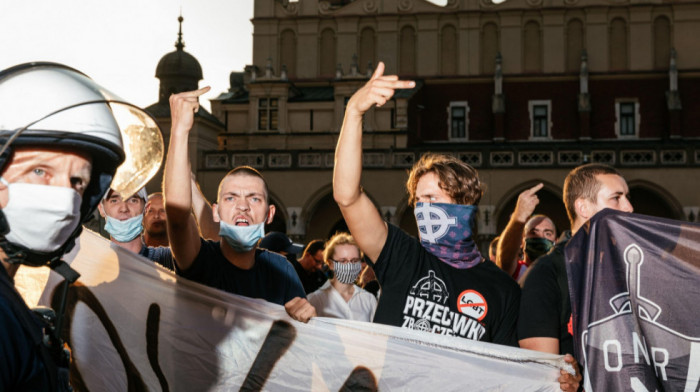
[1,61,654,391]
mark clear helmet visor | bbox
[0,63,163,199]
[107,102,164,199]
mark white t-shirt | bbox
[308,280,377,322]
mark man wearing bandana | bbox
[163,87,315,323]
[335,63,582,391]
[496,183,557,282]
[333,63,520,346]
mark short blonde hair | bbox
[323,232,363,264]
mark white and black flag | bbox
[566,209,700,391]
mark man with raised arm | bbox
[163,87,315,322]
[333,63,520,344]
[496,183,557,281]
[334,62,581,391]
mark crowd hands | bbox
[1,62,643,390]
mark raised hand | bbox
[345,62,415,119]
[169,86,211,136]
[514,183,544,223]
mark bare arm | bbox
[518,336,559,353]
[497,183,543,276]
[163,87,210,271]
[190,174,221,241]
[496,219,525,276]
[520,335,582,391]
[332,62,415,262]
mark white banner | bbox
[16,230,569,391]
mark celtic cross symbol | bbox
[415,204,457,243]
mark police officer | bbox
[0,63,157,390]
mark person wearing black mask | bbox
[496,183,556,282]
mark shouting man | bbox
[163,87,315,322]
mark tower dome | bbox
[155,15,202,102]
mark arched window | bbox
[481,23,499,74]
[441,25,458,75]
[654,16,671,70]
[566,19,584,73]
[359,27,376,74]
[319,28,336,78]
[280,29,297,78]
[609,18,628,71]
[523,21,542,73]
[399,25,416,75]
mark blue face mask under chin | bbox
[104,214,144,243]
[219,220,266,252]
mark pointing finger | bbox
[527,182,544,195]
[373,79,416,89]
[178,86,211,98]
[370,61,385,81]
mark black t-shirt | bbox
[370,224,520,346]
[177,239,306,305]
[518,234,574,356]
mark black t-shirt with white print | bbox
[369,223,520,347]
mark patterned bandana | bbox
[414,202,484,269]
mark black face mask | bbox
[524,237,555,262]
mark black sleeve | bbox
[517,255,561,340]
[371,223,423,286]
[492,280,521,347]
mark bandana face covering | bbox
[333,261,362,284]
[524,237,554,262]
[414,202,483,269]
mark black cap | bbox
[259,232,304,255]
